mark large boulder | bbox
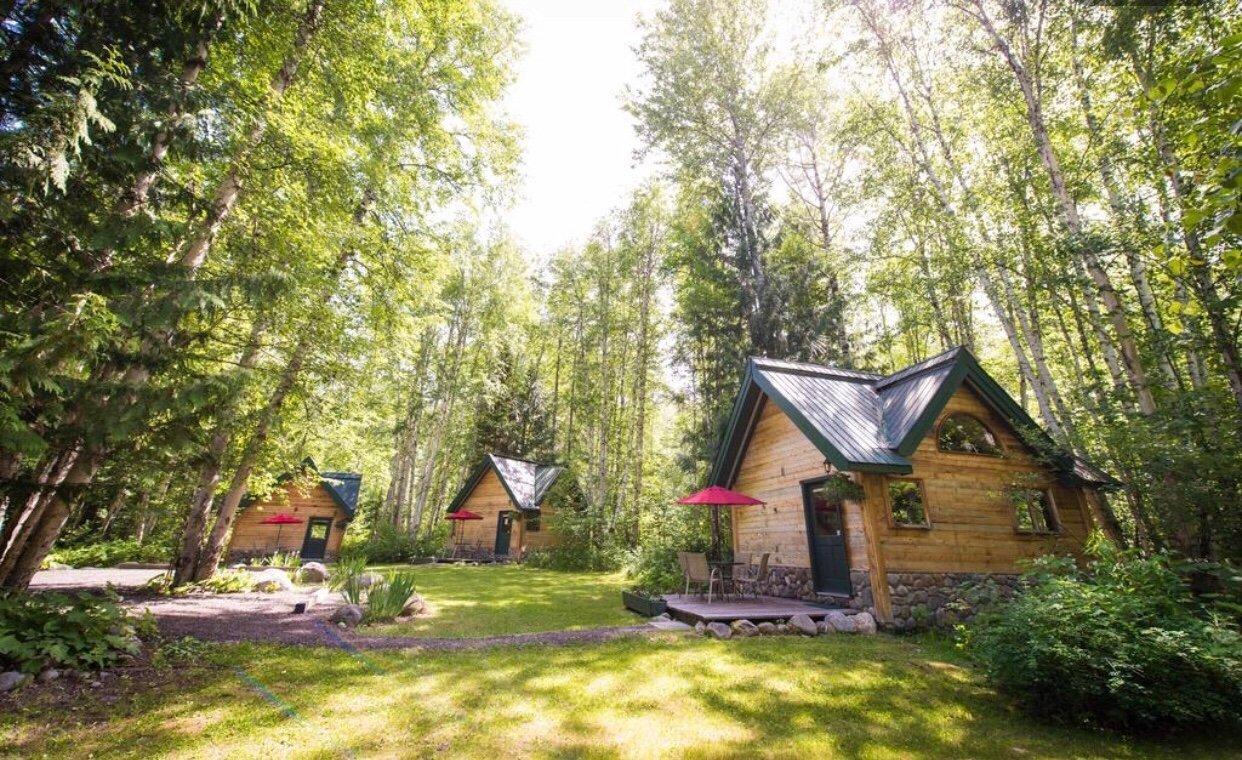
[330,604,365,627]
[853,612,878,635]
[694,621,707,636]
[706,622,732,640]
[731,619,759,637]
[789,614,818,636]
[826,611,857,633]
[0,671,27,692]
[298,562,329,584]
[401,593,426,616]
[756,622,777,636]
[251,568,294,593]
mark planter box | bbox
[622,590,667,617]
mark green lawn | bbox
[361,563,642,638]
[3,634,1236,759]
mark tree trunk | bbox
[958,0,1157,415]
[172,320,266,586]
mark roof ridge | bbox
[488,452,559,469]
[875,346,965,389]
[750,356,882,382]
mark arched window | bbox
[937,413,1001,456]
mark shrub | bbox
[44,538,173,568]
[260,551,301,570]
[961,538,1242,732]
[193,568,255,594]
[364,572,418,622]
[0,590,145,674]
[356,522,418,564]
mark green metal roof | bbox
[710,347,1119,489]
[447,454,564,514]
[239,458,362,519]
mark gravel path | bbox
[30,567,665,651]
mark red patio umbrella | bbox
[446,510,483,549]
[260,512,304,546]
[677,486,764,560]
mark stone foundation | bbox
[884,571,1021,630]
[753,566,874,612]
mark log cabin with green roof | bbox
[710,347,1120,630]
[445,454,564,559]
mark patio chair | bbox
[678,551,723,602]
[732,552,770,598]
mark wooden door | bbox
[300,517,332,560]
[494,511,513,556]
[802,480,851,595]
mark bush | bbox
[364,572,418,622]
[961,538,1242,732]
[45,538,172,568]
[624,502,711,592]
[260,551,301,570]
[0,590,146,674]
[354,522,418,564]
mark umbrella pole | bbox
[711,505,722,561]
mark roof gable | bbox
[447,454,564,513]
[711,347,1118,488]
[240,458,362,519]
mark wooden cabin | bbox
[710,347,1119,629]
[445,454,564,559]
[226,462,361,563]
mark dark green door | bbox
[300,517,331,560]
[802,480,851,595]
[494,511,513,556]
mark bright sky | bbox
[498,0,663,259]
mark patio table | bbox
[707,558,738,599]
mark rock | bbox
[329,603,365,627]
[401,593,425,616]
[251,568,294,593]
[705,622,732,640]
[826,611,857,633]
[789,614,818,636]
[853,612,877,635]
[0,671,27,692]
[776,624,789,635]
[731,619,759,637]
[37,669,60,683]
[299,562,329,583]
[756,622,777,636]
[357,571,384,589]
[651,613,672,622]
[694,621,707,636]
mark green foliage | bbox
[151,636,218,670]
[364,572,419,623]
[962,540,1242,732]
[192,569,255,594]
[45,539,173,569]
[331,555,369,605]
[359,522,420,564]
[260,551,301,570]
[0,591,144,674]
[625,502,712,593]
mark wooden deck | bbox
[663,594,841,624]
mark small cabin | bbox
[710,347,1119,629]
[445,454,564,559]
[226,462,361,563]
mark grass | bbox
[3,634,1237,759]
[360,563,642,638]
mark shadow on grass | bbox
[4,635,1237,759]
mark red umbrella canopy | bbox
[677,485,764,506]
[260,513,304,525]
[446,509,484,521]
